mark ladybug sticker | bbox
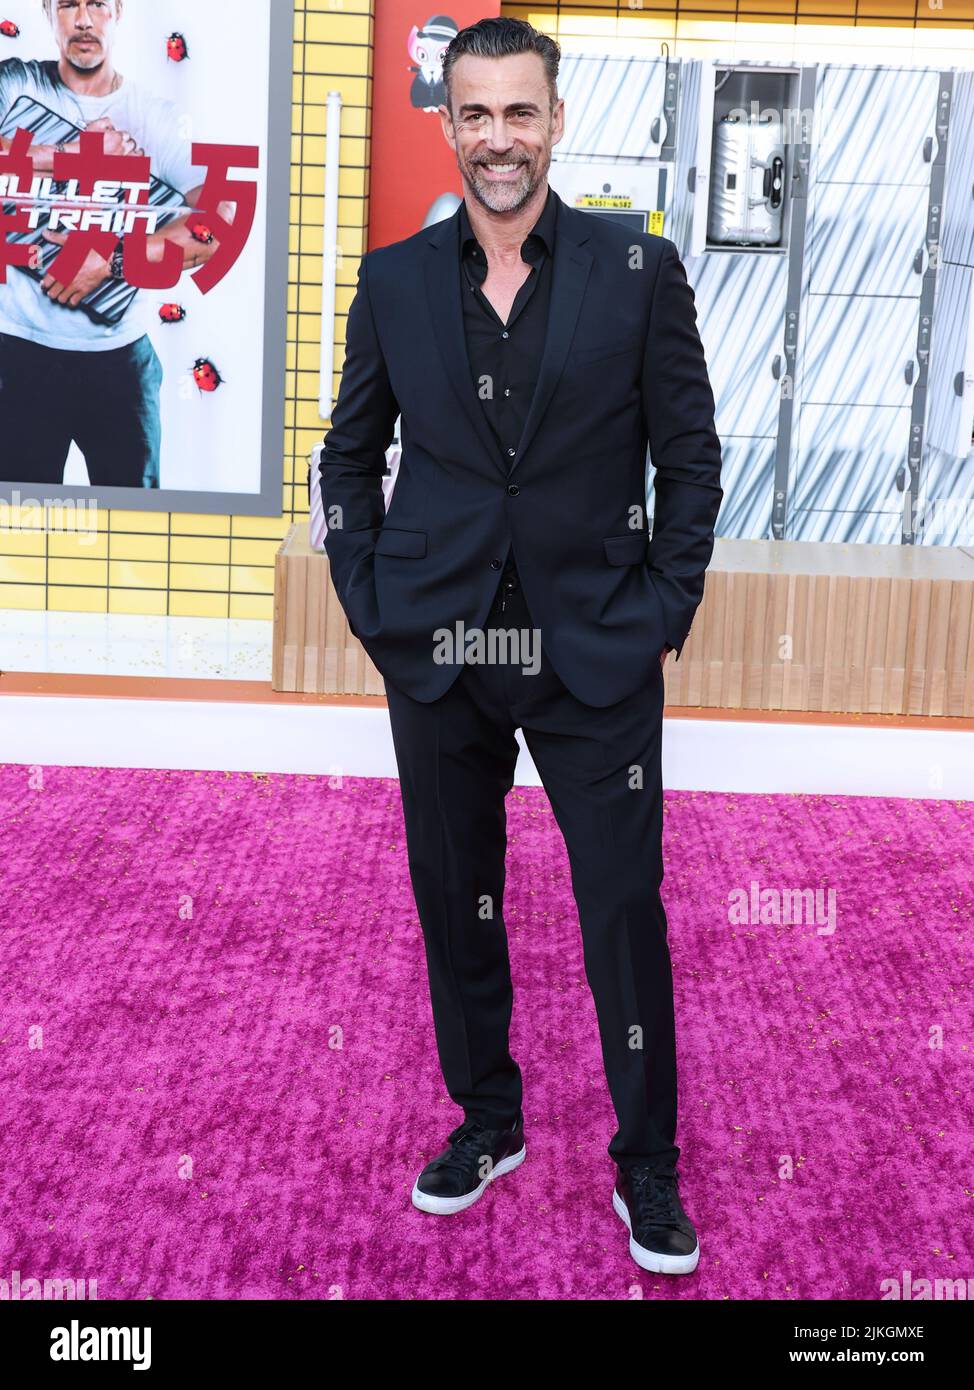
[159,303,186,324]
[192,357,223,393]
[0,19,20,38]
[188,221,214,246]
[166,32,189,62]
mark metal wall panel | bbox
[554,54,668,162]
[813,65,940,186]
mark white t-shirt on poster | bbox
[0,58,208,352]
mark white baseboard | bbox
[0,695,969,799]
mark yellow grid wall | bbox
[4,0,973,621]
[0,0,375,620]
[509,3,974,64]
[510,1,974,35]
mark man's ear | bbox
[437,103,457,152]
[550,96,565,149]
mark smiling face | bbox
[440,52,564,215]
[49,0,121,72]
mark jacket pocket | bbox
[374,526,428,558]
[603,532,649,566]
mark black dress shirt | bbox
[458,186,556,584]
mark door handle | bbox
[764,155,784,209]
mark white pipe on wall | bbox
[318,89,343,420]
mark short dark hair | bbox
[441,17,560,116]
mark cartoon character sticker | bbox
[407,14,457,112]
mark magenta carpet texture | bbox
[0,763,971,1301]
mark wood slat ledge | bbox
[273,527,974,716]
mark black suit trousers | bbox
[383,567,681,1172]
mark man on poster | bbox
[0,0,230,487]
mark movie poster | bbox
[0,0,290,515]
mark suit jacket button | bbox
[507,484,519,496]
[490,558,503,569]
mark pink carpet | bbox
[0,763,970,1300]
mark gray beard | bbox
[467,165,541,215]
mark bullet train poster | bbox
[0,0,290,515]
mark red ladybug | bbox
[0,19,20,38]
[167,32,189,62]
[192,357,223,393]
[159,303,186,323]
[188,221,214,245]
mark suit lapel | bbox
[512,197,592,478]
[424,189,594,480]
[424,206,502,473]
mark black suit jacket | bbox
[319,189,723,707]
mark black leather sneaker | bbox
[411,1113,526,1214]
[613,1164,700,1274]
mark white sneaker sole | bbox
[612,1187,700,1275]
[411,1143,527,1214]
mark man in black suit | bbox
[320,16,722,1275]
